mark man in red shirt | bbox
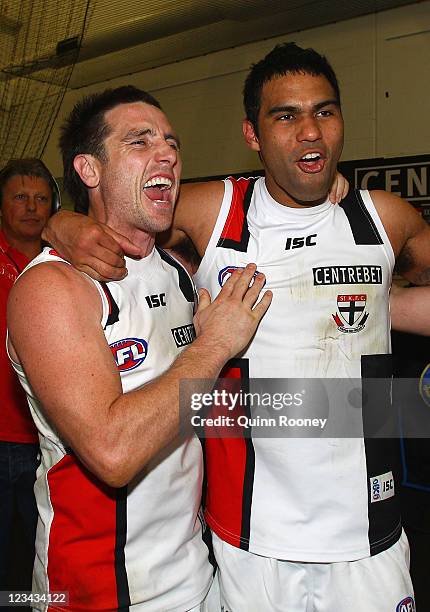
[0,159,56,589]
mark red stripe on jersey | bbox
[204,362,253,549]
[219,178,252,243]
[47,455,121,610]
[204,439,248,548]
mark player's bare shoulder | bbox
[370,189,430,283]
[8,259,103,357]
[369,189,426,257]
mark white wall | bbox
[376,2,430,157]
[42,1,430,181]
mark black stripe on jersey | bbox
[100,283,120,328]
[115,486,131,610]
[157,247,196,305]
[217,178,256,253]
[339,189,383,245]
[361,354,402,555]
[198,425,218,570]
[200,436,208,512]
[232,357,256,550]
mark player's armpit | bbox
[371,190,430,284]
[396,229,430,285]
[162,236,202,276]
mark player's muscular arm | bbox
[44,174,344,280]
[8,263,271,488]
[390,283,430,335]
[371,190,430,284]
[43,180,224,280]
[43,210,141,281]
[158,180,224,256]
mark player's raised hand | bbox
[194,263,272,360]
[43,211,141,281]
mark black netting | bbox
[0,0,92,166]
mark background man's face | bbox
[252,72,344,207]
[1,175,51,241]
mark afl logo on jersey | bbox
[218,265,261,287]
[396,596,415,612]
[419,363,430,407]
[110,338,148,372]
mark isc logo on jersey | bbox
[396,596,415,612]
[110,338,148,371]
[370,471,395,503]
[285,234,317,250]
[218,265,261,287]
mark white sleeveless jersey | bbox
[10,247,212,611]
[194,177,400,562]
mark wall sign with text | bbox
[339,154,430,222]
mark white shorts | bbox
[187,573,221,612]
[212,530,414,612]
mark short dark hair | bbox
[0,158,57,211]
[243,42,341,134]
[59,85,162,213]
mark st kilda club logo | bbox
[332,294,369,334]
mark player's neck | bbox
[90,204,156,259]
[113,220,156,259]
[264,177,329,208]
[128,229,156,258]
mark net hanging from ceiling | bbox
[0,0,92,168]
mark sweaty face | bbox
[251,72,344,207]
[98,102,181,234]
[1,175,51,241]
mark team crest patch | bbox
[396,596,415,612]
[332,294,369,333]
[419,363,430,407]
[110,338,148,371]
[218,265,261,287]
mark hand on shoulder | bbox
[44,210,141,281]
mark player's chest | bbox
[213,221,390,294]
[104,277,195,387]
